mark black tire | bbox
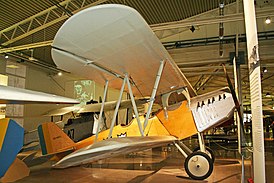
[193,146,215,163]
[184,151,214,180]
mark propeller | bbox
[222,64,246,146]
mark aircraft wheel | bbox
[184,152,213,180]
[193,146,215,163]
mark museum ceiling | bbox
[1,0,274,110]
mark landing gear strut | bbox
[174,133,215,180]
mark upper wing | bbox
[52,4,196,98]
[0,85,78,104]
[53,136,176,168]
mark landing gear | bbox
[184,152,213,180]
[193,146,215,163]
[174,133,215,180]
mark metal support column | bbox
[125,74,144,136]
[198,132,206,152]
[243,0,265,181]
[143,60,165,131]
[95,80,109,141]
[107,78,126,139]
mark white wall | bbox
[23,66,73,131]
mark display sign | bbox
[243,0,265,182]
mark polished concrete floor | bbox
[16,136,274,183]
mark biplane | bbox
[37,4,236,180]
[2,4,236,181]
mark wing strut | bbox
[106,73,145,137]
[143,60,165,131]
[125,73,144,136]
[108,78,126,139]
[95,80,109,141]
[104,59,165,138]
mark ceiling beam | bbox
[181,65,248,71]
[176,57,229,67]
[0,0,110,46]
[184,71,234,76]
[0,40,52,53]
[151,8,274,32]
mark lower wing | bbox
[43,98,148,116]
[53,136,176,168]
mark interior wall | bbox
[24,67,73,131]
[22,66,129,134]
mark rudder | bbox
[38,122,75,155]
[0,118,24,178]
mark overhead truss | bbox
[0,0,109,46]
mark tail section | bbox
[38,122,75,155]
[0,118,24,178]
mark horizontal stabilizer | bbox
[53,136,176,168]
[18,151,54,167]
[0,85,79,104]
[0,118,24,177]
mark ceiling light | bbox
[4,54,8,59]
[266,92,271,97]
[265,17,271,24]
[6,65,19,69]
[263,67,267,73]
[58,72,62,76]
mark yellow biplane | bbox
[11,4,236,181]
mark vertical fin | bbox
[0,119,9,152]
[38,122,75,155]
[0,118,24,178]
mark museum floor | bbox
[17,136,274,183]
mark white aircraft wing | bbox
[53,136,176,168]
[43,98,148,116]
[0,85,78,104]
[78,98,148,113]
[52,4,196,98]
[43,106,82,116]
